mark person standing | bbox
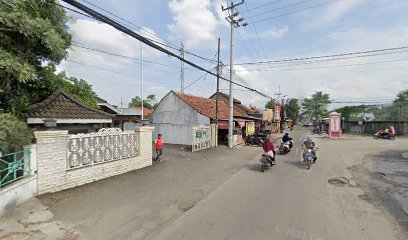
[155,134,163,161]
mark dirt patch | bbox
[349,151,408,237]
[328,176,350,187]
[0,232,31,240]
[36,144,262,240]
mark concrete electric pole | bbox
[180,42,185,93]
[222,0,247,149]
[141,44,144,121]
[216,37,220,125]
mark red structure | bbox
[328,112,342,138]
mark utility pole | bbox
[274,85,287,132]
[180,42,185,93]
[216,37,220,124]
[141,44,144,122]
[222,0,247,149]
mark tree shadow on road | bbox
[284,160,306,170]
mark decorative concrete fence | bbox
[34,127,154,195]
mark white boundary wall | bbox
[34,127,154,195]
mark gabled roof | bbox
[209,92,260,114]
[209,92,241,104]
[175,92,243,119]
[129,107,153,117]
[25,89,113,119]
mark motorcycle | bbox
[303,148,317,170]
[312,128,323,136]
[373,131,395,140]
[245,136,264,147]
[260,153,275,172]
[278,141,293,155]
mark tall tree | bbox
[145,94,157,109]
[265,99,278,109]
[0,0,71,115]
[58,74,99,109]
[393,89,408,121]
[301,91,332,119]
[128,95,155,109]
[285,98,300,122]
[394,89,408,103]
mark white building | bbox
[150,91,243,145]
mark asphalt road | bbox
[150,128,405,240]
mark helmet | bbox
[306,137,312,142]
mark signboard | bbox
[246,122,255,135]
[328,112,342,138]
[274,104,281,122]
[330,116,340,132]
[196,131,203,139]
[263,109,273,121]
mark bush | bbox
[0,114,33,153]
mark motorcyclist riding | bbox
[303,137,317,163]
[282,133,293,149]
[282,133,292,143]
[262,138,276,165]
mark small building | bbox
[25,89,113,134]
[150,91,243,145]
[96,97,120,115]
[129,107,153,119]
[96,97,146,130]
[115,108,143,131]
[209,92,264,140]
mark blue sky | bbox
[58,0,408,109]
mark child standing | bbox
[154,134,163,161]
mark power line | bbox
[235,45,408,65]
[80,0,218,64]
[182,70,212,91]
[235,57,408,72]
[251,0,315,18]
[62,0,272,99]
[253,0,340,23]
[70,43,196,70]
[61,2,217,65]
[241,0,286,13]
[235,50,408,70]
[66,59,137,77]
[242,1,280,87]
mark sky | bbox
[58,0,408,109]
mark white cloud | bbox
[304,0,367,29]
[232,25,408,109]
[262,26,289,39]
[69,19,139,60]
[167,0,222,49]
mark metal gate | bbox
[192,125,211,152]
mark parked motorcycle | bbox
[373,131,395,140]
[245,136,264,147]
[260,153,275,172]
[303,148,317,170]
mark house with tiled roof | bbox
[128,107,153,118]
[209,92,260,116]
[150,91,245,145]
[25,89,113,134]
